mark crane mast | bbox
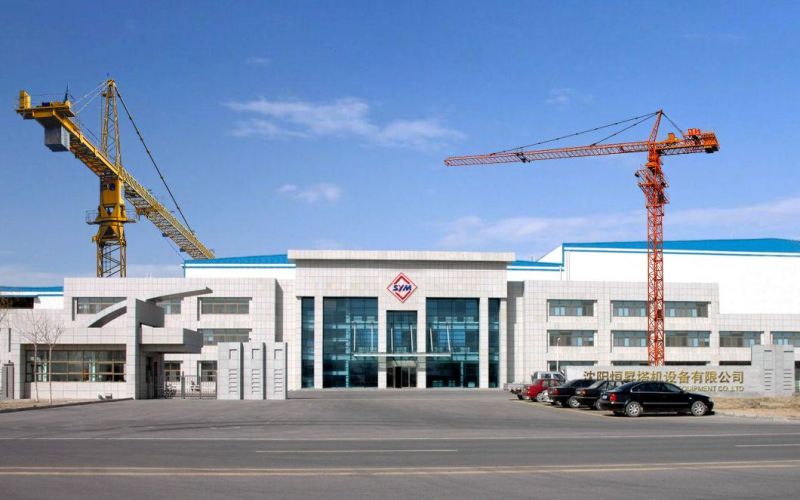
[16,79,215,277]
[445,111,719,366]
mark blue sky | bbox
[1,1,799,284]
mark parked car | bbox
[549,379,596,407]
[574,380,627,410]
[508,371,565,400]
[526,375,565,402]
[598,381,714,417]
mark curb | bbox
[0,398,133,414]
[715,410,800,423]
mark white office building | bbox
[1,238,799,399]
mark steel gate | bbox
[159,375,217,399]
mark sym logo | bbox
[387,273,417,303]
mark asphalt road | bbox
[1,390,799,499]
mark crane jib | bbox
[442,118,719,367]
[16,84,214,278]
[444,133,719,166]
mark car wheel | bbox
[593,399,603,411]
[690,400,708,416]
[568,396,581,408]
[624,401,643,417]
[535,392,546,403]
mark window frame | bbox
[198,297,251,315]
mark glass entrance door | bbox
[386,311,418,388]
[387,361,417,388]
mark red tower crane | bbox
[444,110,720,366]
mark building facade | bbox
[1,239,799,399]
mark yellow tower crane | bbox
[16,79,214,277]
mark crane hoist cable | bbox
[493,111,659,154]
[115,87,196,235]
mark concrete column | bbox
[124,297,140,399]
[479,296,489,388]
[416,302,426,388]
[217,342,243,400]
[313,295,323,389]
[499,298,507,388]
[377,299,387,389]
[13,341,24,400]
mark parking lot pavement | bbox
[1,390,799,499]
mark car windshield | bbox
[566,379,594,387]
[588,380,607,389]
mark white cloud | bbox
[231,119,307,139]
[245,56,271,66]
[278,183,342,203]
[544,88,592,106]
[225,97,464,150]
[439,196,800,257]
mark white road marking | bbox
[255,449,458,453]
[2,432,800,442]
[735,443,800,448]
[0,460,799,477]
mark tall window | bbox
[198,361,217,382]
[74,297,124,315]
[489,299,500,389]
[199,297,250,315]
[548,300,594,317]
[155,298,182,315]
[164,361,182,382]
[301,298,315,388]
[26,350,125,382]
[549,330,595,347]
[665,301,708,318]
[198,329,251,345]
[612,330,647,347]
[322,298,378,388]
[612,301,647,317]
[387,311,417,354]
[665,331,710,347]
[719,331,761,348]
[426,298,479,388]
[772,332,800,346]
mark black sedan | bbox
[574,380,627,410]
[549,379,596,408]
[598,381,714,417]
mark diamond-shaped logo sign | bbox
[387,273,417,303]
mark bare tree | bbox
[41,316,65,405]
[18,311,44,402]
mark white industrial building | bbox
[1,238,799,399]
